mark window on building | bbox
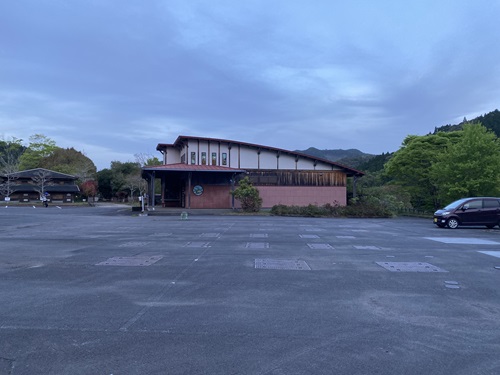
[222,153,227,165]
[201,152,207,165]
[212,152,217,166]
[191,152,196,164]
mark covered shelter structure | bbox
[142,136,364,210]
[0,168,80,203]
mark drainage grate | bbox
[246,242,270,249]
[300,234,320,239]
[255,258,311,270]
[96,255,163,266]
[251,233,268,238]
[307,243,334,250]
[444,281,460,289]
[184,242,211,248]
[354,245,381,250]
[118,242,151,248]
[376,262,448,272]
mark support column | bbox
[161,175,166,207]
[187,172,192,209]
[149,171,156,208]
[352,175,358,198]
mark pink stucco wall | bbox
[188,185,347,209]
[256,186,346,208]
[189,185,232,209]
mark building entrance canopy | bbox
[142,163,246,209]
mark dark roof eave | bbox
[142,166,246,173]
[157,136,365,176]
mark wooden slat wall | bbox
[247,170,346,187]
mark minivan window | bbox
[483,199,500,208]
[444,198,469,209]
[464,200,482,209]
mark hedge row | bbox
[270,201,393,218]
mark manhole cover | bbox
[255,258,311,270]
[96,256,163,266]
[250,233,268,238]
[376,262,448,272]
[307,243,334,250]
[300,234,320,239]
[184,242,210,248]
[118,242,151,248]
[246,242,270,249]
[354,246,380,250]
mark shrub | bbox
[232,177,263,212]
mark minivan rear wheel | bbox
[446,218,459,229]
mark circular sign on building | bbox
[193,185,204,196]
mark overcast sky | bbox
[1,1,499,170]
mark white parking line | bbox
[425,237,499,245]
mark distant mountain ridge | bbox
[297,109,500,172]
[296,147,375,169]
[434,109,500,136]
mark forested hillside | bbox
[296,147,375,168]
[434,109,500,136]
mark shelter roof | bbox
[6,168,78,180]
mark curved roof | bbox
[4,168,78,180]
[156,135,364,177]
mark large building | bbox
[142,136,364,209]
[0,168,80,203]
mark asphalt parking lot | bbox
[1,206,499,375]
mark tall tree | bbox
[134,153,162,167]
[97,161,142,200]
[431,123,500,203]
[0,138,26,199]
[40,147,97,180]
[384,132,460,209]
[18,134,57,170]
[96,169,114,199]
[31,169,54,196]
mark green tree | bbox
[384,132,460,209]
[96,168,114,199]
[97,161,142,200]
[0,138,26,199]
[431,123,500,202]
[40,147,97,180]
[18,134,57,170]
[232,176,262,212]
